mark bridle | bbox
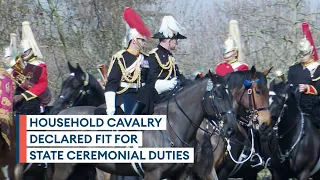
[58,72,90,108]
[238,78,270,129]
[163,78,236,147]
[202,80,235,132]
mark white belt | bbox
[120,82,145,89]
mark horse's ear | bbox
[250,65,257,78]
[263,66,273,77]
[67,61,76,73]
[208,69,213,78]
[76,63,84,73]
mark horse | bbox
[50,71,239,180]
[14,61,105,180]
[268,78,320,180]
[50,61,105,115]
[198,66,273,180]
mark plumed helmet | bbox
[152,15,186,39]
[123,7,151,48]
[223,20,244,62]
[2,46,16,69]
[300,22,318,59]
[223,36,238,54]
[2,33,19,70]
[20,21,43,59]
[298,37,313,57]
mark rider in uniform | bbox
[147,15,191,102]
[11,21,52,115]
[104,7,157,116]
[216,20,248,76]
[287,22,320,127]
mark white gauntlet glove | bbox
[104,91,116,115]
[155,77,178,94]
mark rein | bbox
[272,90,305,162]
[163,79,233,147]
[202,85,235,130]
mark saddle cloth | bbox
[0,68,15,149]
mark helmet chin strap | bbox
[133,38,143,52]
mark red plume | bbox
[302,22,318,61]
[123,7,151,39]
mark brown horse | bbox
[51,71,239,180]
[185,66,273,180]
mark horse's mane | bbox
[163,71,225,100]
[225,70,268,92]
[87,73,105,95]
[176,72,214,91]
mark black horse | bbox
[268,79,320,180]
[51,71,238,180]
[50,61,105,115]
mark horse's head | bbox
[203,71,237,138]
[50,61,90,115]
[227,66,273,129]
[269,78,290,123]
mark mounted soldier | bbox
[103,7,157,116]
[147,15,192,102]
[8,21,52,115]
[287,22,320,127]
[216,20,248,76]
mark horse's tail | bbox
[201,131,214,176]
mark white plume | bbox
[159,16,186,38]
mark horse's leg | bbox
[1,165,9,180]
[52,163,77,180]
[144,170,161,180]
[217,168,230,180]
[45,164,54,180]
[205,168,219,180]
[297,170,310,180]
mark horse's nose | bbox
[226,127,235,137]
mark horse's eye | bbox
[256,90,261,95]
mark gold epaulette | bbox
[106,50,126,78]
[140,51,149,57]
[113,50,126,60]
[149,48,158,55]
[148,48,176,80]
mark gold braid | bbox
[149,48,176,80]
[106,50,141,94]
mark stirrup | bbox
[250,153,264,168]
